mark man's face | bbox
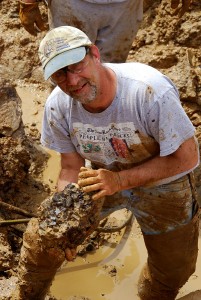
[51,48,100,105]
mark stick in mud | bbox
[0,218,30,226]
[0,198,37,218]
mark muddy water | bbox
[51,222,147,300]
[50,220,201,300]
[18,86,201,300]
[16,85,49,132]
[16,85,60,189]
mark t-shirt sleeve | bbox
[145,88,195,156]
[40,97,76,153]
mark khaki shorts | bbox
[48,0,143,62]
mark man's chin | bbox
[70,85,97,104]
[74,97,95,105]
[71,92,96,104]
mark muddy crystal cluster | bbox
[38,183,104,248]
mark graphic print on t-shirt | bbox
[72,121,143,165]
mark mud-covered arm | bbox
[56,152,85,262]
[171,0,192,17]
[57,152,85,192]
[78,136,199,200]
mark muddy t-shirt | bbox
[41,62,196,185]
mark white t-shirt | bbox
[41,62,197,185]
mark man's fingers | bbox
[82,183,102,193]
[92,190,106,201]
[78,176,99,187]
[78,167,102,193]
[78,169,98,180]
[78,169,121,197]
[79,166,89,172]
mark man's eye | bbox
[70,66,78,72]
[56,71,64,77]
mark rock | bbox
[0,79,22,137]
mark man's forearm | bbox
[118,137,199,190]
[57,168,80,192]
[118,155,184,190]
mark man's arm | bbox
[55,151,85,262]
[57,152,85,192]
[78,136,199,200]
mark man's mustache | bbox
[68,80,88,92]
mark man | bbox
[38,26,200,299]
[19,0,192,62]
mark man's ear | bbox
[90,45,101,62]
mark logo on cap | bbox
[43,37,71,59]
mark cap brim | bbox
[44,47,87,80]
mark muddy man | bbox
[38,26,200,299]
[19,0,192,62]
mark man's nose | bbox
[65,71,81,86]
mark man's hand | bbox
[171,0,192,18]
[19,1,48,36]
[78,167,121,201]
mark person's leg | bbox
[95,0,143,62]
[48,0,143,62]
[132,174,200,300]
[48,0,101,38]
[138,209,199,300]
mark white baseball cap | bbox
[39,26,92,80]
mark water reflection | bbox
[50,223,146,300]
